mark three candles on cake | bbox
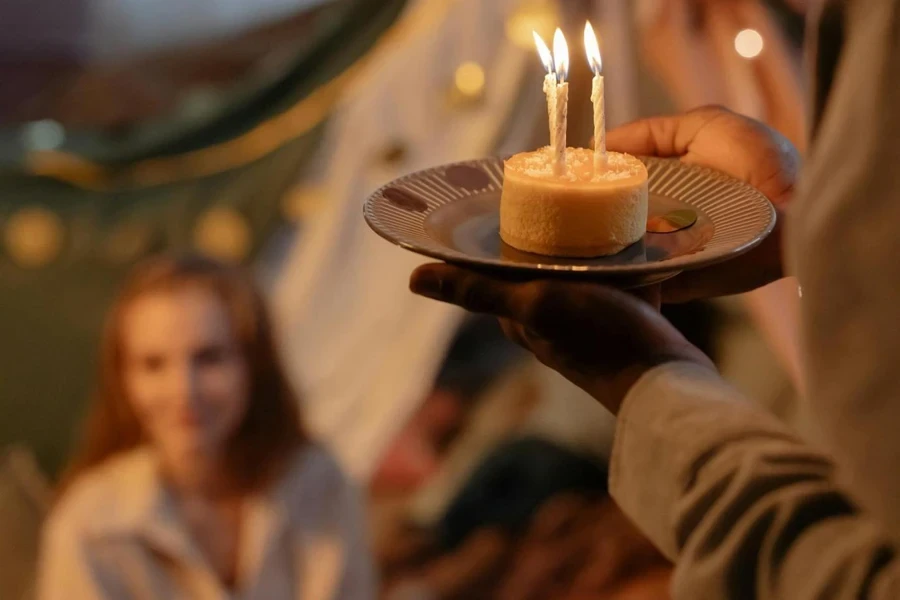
[533,23,606,176]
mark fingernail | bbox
[410,269,444,300]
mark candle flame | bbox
[533,30,555,76]
[584,21,602,75]
[553,28,569,82]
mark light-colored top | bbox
[36,445,376,600]
[609,0,900,597]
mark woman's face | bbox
[121,286,249,467]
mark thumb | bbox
[607,106,731,158]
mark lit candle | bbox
[533,29,569,176]
[584,21,606,173]
[552,29,569,175]
[533,32,557,153]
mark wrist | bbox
[591,350,715,416]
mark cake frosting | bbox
[500,147,648,257]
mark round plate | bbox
[364,156,775,285]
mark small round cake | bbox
[500,147,649,257]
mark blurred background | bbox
[0,0,811,598]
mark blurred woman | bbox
[37,255,375,599]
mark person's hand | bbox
[385,495,672,600]
[496,495,670,600]
[609,105,800,302]
[409,265,713,416]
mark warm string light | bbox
[454,61,486,99]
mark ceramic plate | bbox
[364,156,775,286]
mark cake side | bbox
[500,148,649,257]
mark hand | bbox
[409,265,713,415]
[385,495,672,600]
[609,105,800,302]
[497,495,670,600]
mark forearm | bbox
[611,363,900,598]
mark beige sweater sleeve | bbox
[610,0,900,597]
[789,0,900,545]
[610,363,900,599]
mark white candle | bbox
[553,82,569,175]
[584,22,607,173]
[552,28,569,176]
[542,72,558,151]
[533,29,569,176]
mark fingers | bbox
[410,264,525,319]
[424,528,511,598]
[607,106,731,158]
[588,567,673,600]
[661,214,785,303]
[613,107,798,209]
[627,284,662,312]
[527,494,590,543]
[411,265,662,335]
[410,264,580,341]
[409,265,586,332]
[498,318,529,350]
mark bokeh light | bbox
[454,62,486,99]
[505,1,557,49]
[735,28,764,59]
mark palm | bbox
[410,267,712,416]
